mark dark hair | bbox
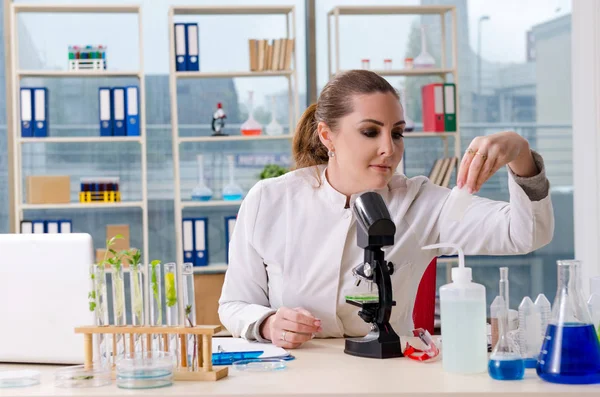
[292,69,400,171]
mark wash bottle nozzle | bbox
[422,243,469,282]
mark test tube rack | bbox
[75,324,228,381]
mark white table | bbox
[1,338,598,396]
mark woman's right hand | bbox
[260,307,322,349]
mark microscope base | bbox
[344,335,403,359]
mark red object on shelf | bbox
[421,83,445,132]
[413,257,437,335]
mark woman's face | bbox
[321,92,405,193]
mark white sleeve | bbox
[218,181,275,339]
[422,160,554,257]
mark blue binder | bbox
[174,23,187,71]
[20,88,33,137]
[111,87,126,136]
[32,87,48,137]
[45,220,60,234]
[182,218,195,263]
[185,23,199,71]
[98,87,112,136]
[125,86,140,136]
[194,217,208,267]
[224,215,237,265]
[32,220,45,234]
[59,220,72,233]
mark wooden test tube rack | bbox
[75,325,228,381]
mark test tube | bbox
[383,59,392,70]
[93,264,109,364]
[182,263,196,369]
[148,261,162,351]
[361,58,370,70]
[111,262,127,359]
[164,263,179,362]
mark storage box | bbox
[26,175,70,204]
[106,224,130,251]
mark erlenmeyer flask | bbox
[399,86,414,132]
[488,296,525,381]
[413,25,435,68]
[266,96,283,136]
[537,260,600,384]
[191,154,213,201]
[240,91,262,136]
[222,154,244,201]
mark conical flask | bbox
[413,25,435,68]
[240,91,262,136]
[266,96,284,136]
[537,260,600,384]
[400,86,414,132]
[222,155,244,201]
[488,296,525,381]
[191,154,213,201]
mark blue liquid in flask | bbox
[537,323,600,384]
[488,354,525,381]
[223,194,243,201]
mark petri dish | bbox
[115,351,174,389]
[233,358,287,372]
[54,364,112,388]
[0,370,41,388]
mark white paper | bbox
[212,337,290,359]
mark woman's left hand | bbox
[457,131,538,193]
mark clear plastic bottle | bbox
[518,296,542,368]
[537,260,600,384]
[222,155,244,201]
[422,243,487,374]
[191,154,213,201]
[240,91,262,136]
[534,293,551,344]
[489,296,525,380]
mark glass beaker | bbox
[191,154,213,201]
[222,154,244,201]
[536,260,600,384]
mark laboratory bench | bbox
[1,338,598,397]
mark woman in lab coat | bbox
[218,70,554,349]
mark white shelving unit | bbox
[8,4,149,264]
[327,5,462,160]
[169,5,299,268]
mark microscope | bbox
[344,191,403,359]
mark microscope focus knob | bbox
[387,261,394,275]
[363,263,373,277]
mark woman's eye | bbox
[361,129,379,138]
[392,131,404,140]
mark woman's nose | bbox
[379,135,395,156]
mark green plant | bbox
[150,260,162,325]
[127,249,144,324]
[88,235,124,316]
[185,304,197,370]
[165,271,177,307]
[259,164,288,180]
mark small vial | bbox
[383,59,392,70]
[361,59,370,70]
[404,57,414,69]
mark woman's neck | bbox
[325,163,353,207]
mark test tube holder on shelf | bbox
[75,324,228,381]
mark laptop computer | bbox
[0,233,95,364]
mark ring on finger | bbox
[281,330,287,341]
[466,148,476,155]
[475,151,488,160]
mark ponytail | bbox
[292,103,329,170]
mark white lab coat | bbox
[219,160,554,340]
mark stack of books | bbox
[428,157,458,187]
[248,38,295,72]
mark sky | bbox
[14,0,573,108]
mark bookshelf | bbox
[327,5,462,179]
[168,5,300,269]
[8,4,149,264]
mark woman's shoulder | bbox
[245,165,322,204]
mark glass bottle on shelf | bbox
[414,25,435,68]
[191,154,213,201]
[222,154,244,201]
[536,260,600,384]
[400,85,415,132]
[240,91,262,136]
[266,96,284,136]
[211,102,227,136]
[361,58,370,69]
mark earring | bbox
[328,150,335,158]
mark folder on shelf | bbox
[20,88,33,137]
[125,86,140,136]
[99,87,112,136]
[182,218,194,263]
[283,38,294,70]
[20,220,33,234]
[185,23,199,72]
[422,83,445,132]
[443,83,457,132]
[33,87,48,137]
[32,220,45,234]
[112,87,126,136]
[174,23,187,71]
[224,215,237,264]
[46,220,60,234]
[194,217,208,267]
[59,220,72,233]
